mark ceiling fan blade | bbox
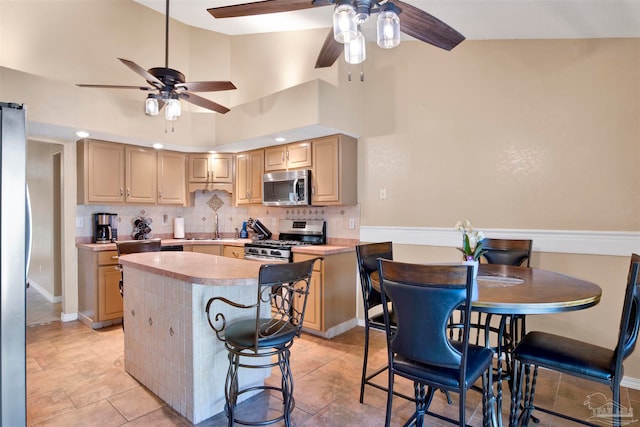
[395,0,465,51]
[179,92,231,114]
[315,28,342,68]
[118,58,165,87]
[176,81,237,92]
[76,84,154,91]
[208,0,320,19]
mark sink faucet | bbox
[214,213,219,239]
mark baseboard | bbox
[360,226,640,257]
[27,279,62,303]
[60,312,78,322]
[304,318,358,339]
[621,376,640,390]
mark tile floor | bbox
[26,290,640,426]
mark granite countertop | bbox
[119,251,264,286]
[77,238,355,255]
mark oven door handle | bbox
[243,254,290,263]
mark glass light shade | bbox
[344,31,366,64]
[377,10,401,49]
[145,96,159,116]
[165,98,181,121]
[333,3,357,43]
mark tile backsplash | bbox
[76,190,360,243]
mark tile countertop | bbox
[76,239,356,255]
[119,251,265,286]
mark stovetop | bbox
[245,239,313,249]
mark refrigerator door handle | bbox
[26,184,32,286]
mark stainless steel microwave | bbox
[262,169,311,206]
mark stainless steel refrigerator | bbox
[0,102,27,425]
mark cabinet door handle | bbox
[111,255,119,260]
[126,188,130,197]
[158,191,162,199]
[119,188,124,196]
[286,150,290,161]
[232,251,239,258]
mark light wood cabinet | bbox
[264,141,312,171]
[77,139,125,204]
[293,251,356,336]
[77,140,161,205]
[125,146,157,204]
[311,134,357,206]
[235,149,264,205]
[188,153,233,183]
[78,248,123,328]
[192,245,223,256]
[223,246,244,259]
[158,151,187,205]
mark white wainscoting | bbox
[360,226,640,257]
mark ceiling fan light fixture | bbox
[165,97,181,121]
[377,4,401,49]
[145,94,160,116]
[345,30,366,65]
[333,1,357,43]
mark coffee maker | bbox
[93,213,118,244]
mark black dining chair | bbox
[481,238,532,267]
[355,242,403,403]
[510,253,640,427]
[378,258,495,427]
[205,257,320,427]
[116,238,161,329]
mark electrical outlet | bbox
[379,188,387,200]
[348,218,356,229]
[76,217,84,228]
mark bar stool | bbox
[205,258,320,427]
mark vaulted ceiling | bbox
[134,0,640,40]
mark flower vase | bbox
[463,259,479,301]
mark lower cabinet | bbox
[78,248,123,328]
[223,246,244,259]
[192,245,223,256]
[293,251,356,337]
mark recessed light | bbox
[76,131,90,138]
[152,143,164,149]
[274,137,286,142]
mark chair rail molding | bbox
[360,226,640,257]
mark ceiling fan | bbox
[207,0,465,69]
[77,0,236,118]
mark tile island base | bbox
[119,252,270,424]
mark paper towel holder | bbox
[174,217,185,239]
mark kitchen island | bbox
[118,251,269,424]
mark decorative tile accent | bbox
[207,194,224,212]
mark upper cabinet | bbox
[188,153,233,183]
[264,141,312,172]
[235,149,264,206]
[158,151,187,205]
[125,146,157,204]
[188,153,233,193]
[78,139,187,206]
[77,139,126,204]
[311,134,357,206]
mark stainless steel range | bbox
[244,218,326,263]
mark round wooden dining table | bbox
[370,263,602,427]
[472,264,601,314]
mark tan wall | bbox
[27,141,63,298]
[355,39,639,231]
